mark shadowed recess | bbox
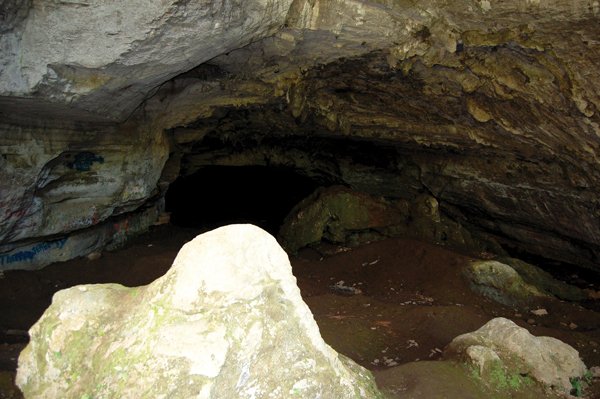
[165,165,322,234]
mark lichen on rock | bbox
[445,317,587,394]
[16,224,383,398]
[463,260,547,305]
[278,186,407,253]
[463,258,588,305]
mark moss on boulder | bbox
[17,225,383,399]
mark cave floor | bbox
[2,224,600,398]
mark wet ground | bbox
[2,224,600,398]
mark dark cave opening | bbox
[165,165,323,235]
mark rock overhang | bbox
[1,0,600,271]
[0,0,295,120]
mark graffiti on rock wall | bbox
[0,237,68,266]
[113,218,130,233]
[66,151,104,171]
[64,206,100,230]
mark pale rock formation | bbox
[0,0,293,120]
[16,224,383,398]
[446,317,587,394]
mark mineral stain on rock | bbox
[65,152,104,172]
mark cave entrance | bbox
[165,165,321,235]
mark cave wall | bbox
[0,112,168,269]
[1,0,600,271]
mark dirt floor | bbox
[2,224,600,398]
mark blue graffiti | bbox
[0,237,68,266]
[66,151,104,171]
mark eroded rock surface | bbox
[446,317,587,394]
[16,224,383,398]
[1,0,600,273]
[278,186,407,253]
[278,185,496,254]
[463,260,547,306]
[159,0,600,270]
[463,259,589,305]
[0,115,169,270]
[0,0,292,120]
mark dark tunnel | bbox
[165,165,323,235]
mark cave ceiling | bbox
[1,0,599,271]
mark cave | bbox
[2,1,600,397]
[165,165,323,234]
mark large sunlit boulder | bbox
[16,224,382,398]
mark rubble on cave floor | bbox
[2,225,600,398]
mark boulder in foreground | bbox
[17,224,382,398]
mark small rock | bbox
[531,308,548,316]
[86,251,102,261]
[527,319,536,325]
[406,339,419,349]
[569,322,578,330]
[329,281,362,296]
[361,259,380,266]
[464,260,545,306]
[428,348,443,358]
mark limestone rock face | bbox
[0,0,292,120]
[446,317,586,394]
[0,115,169,270]
[16,224,383,399]
[2,0,600,273]
[159,0,600,270]
[277,186,496,254]
[278,186,407,253]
